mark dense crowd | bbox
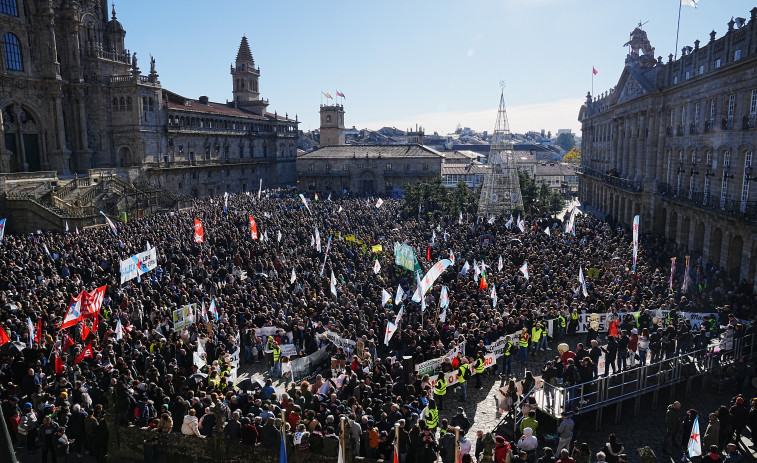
[0,189,754,462]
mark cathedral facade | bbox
[0,0,296,197]
[578,9,757,287]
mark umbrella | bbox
[235,377,264,392]
[3,303,19,312]
[509,238,522,244]
[0,341,26,355]
[182,373,207,389]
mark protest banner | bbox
[394,242,422,273]
[119,247,158,284]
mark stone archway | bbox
[710,227,723,268]
[726,235,744,281]
[2,104,42,172]
[359,171,375,194]
[117,146,131,167]
[693,222,705,255]
[680,216,691,251]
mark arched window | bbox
[119,97,125,111]
[0,0,18,17]
[126,97,132,111]
[3,32,23,71]
[112,98,118,111]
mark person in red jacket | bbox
[495,435,512,463]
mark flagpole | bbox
[394,423,400,462]
[675,0,683,60]
[340,416,347,461]
[591,68,594,97]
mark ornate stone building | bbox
[0,1,296,202]
[578,9,757,287]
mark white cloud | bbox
[362,98,584,136]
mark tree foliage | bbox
[517,169,566,216]
[563,146,581,163]
[555,132,576,152]
[403,178,475,217]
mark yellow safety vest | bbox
[273,346,281,362]
[571,313,579,321]
[519,333,529,347]
[427,408,439,429]
[558,315,566,328]
[434,377,446,396]
[531,327,542,343]
[475,357,485,374]
[458,364,468,383]
[504,341,514,356]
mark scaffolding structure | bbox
[477,89,523,217]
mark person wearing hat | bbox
[18,401,38,451]
[495,435,512,463]
[556,411,574,454]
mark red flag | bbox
[61,334,74,353]
[35,318,42,343]
[426,245,431,261]
[81,323,90,341]
[75,342,93,364]
[593,66,598,75]
[54,351,65,374]
[92,313,99,334]
[479,274,488,291]
[249,216,258,240]
[81,286,106,320]
[0,325,9,346]
[393,448,399,463]
[194,219,204,243]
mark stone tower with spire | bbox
[230,36,269,115]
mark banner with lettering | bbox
[394,242,422,273]
[119,247,158,284]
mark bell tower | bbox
[230,36,268,115]
[319,104,345,146]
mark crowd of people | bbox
[0,189,754,462]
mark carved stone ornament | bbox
[617,77,644,104]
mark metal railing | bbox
[657,182,757,224]
[576,166,643,192]
[533,332,756,425]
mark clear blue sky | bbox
[116,0,754,136]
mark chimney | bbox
[199,96,209,105]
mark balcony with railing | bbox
[576,166,643,192]
[657,182,757,224]
[742,113,756,130]
[721,117,733,130]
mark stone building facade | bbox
[578,9,757,287]
[0,1,296,196]
[296,144,444,196]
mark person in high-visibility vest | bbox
[518,328,530,364]
[433,374,447,411]
[568,309,580,335]
[557,313,567,340]
[474,352,485,389]
[501,336,514,377]
[458,359,470,402]
[530,324,542,353]
[271,342,282,378]
[424,399,440,432]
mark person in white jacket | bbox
[181,409,204,437]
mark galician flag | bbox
[544,226,551,236]
[278,229,282,243]
[208,299,218,322]
[115,319,124,341]
[520,262,530,280]
[681,0,698,7]
[381,289,391,307]
[505,214,513,229]
[490,284,497,308]
[315,227,321,252]
[384,321,397,346]
[291,268,296,284]
[376,198,384,208]
[330,270,337,297]
[373,259,381,274]
[498,255,503,271]
[395,284,404,304]
[687,415,701,457]
[461,260,470,276]
[439,286,449,309]
[27,316,34,348]
[579,267,588,297]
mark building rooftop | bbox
[298,144,444,159]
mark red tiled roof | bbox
[166,100,294,122]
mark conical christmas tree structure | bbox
[478,89,523,217]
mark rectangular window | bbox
[709,99,716,122]
[728,94,736,119]
[681,105,686,126]
[342,163,349,171]
[308,163,314,171]
[751,90,757,115]
[694,102,700,126]
[724,151,730,168]
[734,49,742,61]
[325,164,331,172]
[0,0,19,16]
[721,175,728,207]
[386,163,392,171]
[699,65,704,75]
[685,71,690,80]
[715,58,722,68]
[422,163,428,171]
[357,163,363,168]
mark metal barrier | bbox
[528,332,755,429]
